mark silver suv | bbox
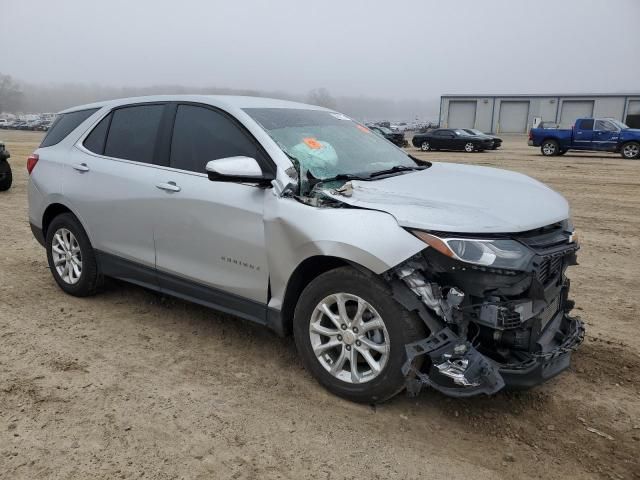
[28,96,584,402]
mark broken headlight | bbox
[411,231,534,270]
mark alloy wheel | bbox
[622,143,639,159]
[542,142,556,155]
[421,141,430,151]
[464,142,474,152]
[51,228,83,285]
[309,293,390,384]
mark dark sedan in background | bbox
[412,128,493,152]
[463,128,502,149]
[367,125,408,147]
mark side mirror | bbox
[205,156,273,186]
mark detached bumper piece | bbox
[402,314,584,398]
[403,328,505,397]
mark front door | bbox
[153,104,272,317]
[593,119,620,151]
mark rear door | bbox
[153,103,272,314]
[573,118,594,149]
[593,119,620,151]
[68,103,167,279]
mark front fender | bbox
[264,195,425,310]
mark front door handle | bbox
[72,163,90,172]
[156,181,181,193]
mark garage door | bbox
[625,100,640,129]
[448,101,476,129]
[498,101,529,133]
[559,100,594,126]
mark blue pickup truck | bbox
[528,118,640,159]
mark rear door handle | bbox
[156,181,181,193]
[72,163,90,172]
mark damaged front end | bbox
[386,221,584,398]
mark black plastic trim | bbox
[30,223,45,247]
[94,250,286,335]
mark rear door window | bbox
[40,108,99,147]
[104,105,164,163]
[169,104,263,173]
[578,119,594,130]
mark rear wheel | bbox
[420,141,431,151]
[293,267,426,403]
[621,142,640,159]
[46,213,101,297]
[541,140,559,156]
[464,142,475,152]
[0,161,12,191]
[558,150,568,156]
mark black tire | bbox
[557,150,568,156]
[620,141,640,160]
[45,213,101,297]
[420,141,431,151]
[293,266,426,403]
[541,139,559,156]
[0,161,12,191]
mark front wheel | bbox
[293,267,426,403]
[0,161,12,191]
[420,141,431,151]
[464,142,475,152]
[621,142,640,159]
[541,140,559,156]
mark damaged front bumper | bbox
[388,224,584,398]
[402,313,584,397]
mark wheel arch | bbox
[41,202,90,241]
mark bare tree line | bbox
[0,73,438,122]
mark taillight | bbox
[528,131,533,140]
[27,153,39,174]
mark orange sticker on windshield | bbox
[356,124,370,133]
[303,137,323,149]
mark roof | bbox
[59,95,330,114]
[441,93,640,99]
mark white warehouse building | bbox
[439,94,640,134]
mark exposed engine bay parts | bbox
[386,223,584,397]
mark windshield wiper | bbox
[367,165,427,178]
[316,173,371,184]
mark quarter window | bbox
[170,105,263,173]
[104,105,164,163]
[40,108,99,148]
[83,113,111,154]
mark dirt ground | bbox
[1,130,639,480]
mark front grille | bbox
[539,296,561,329]
[536,254,564,284]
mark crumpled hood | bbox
[324,162,570,234]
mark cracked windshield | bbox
[244,108,418,179]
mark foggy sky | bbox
[2,0,639,100]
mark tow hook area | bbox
[402,328,505,398]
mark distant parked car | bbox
[463,129,502,149]
[0,119,9,129]
[412,128,493,152]
[368,125,408,147]
[528,117,640,159]
[0,141,11,191]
